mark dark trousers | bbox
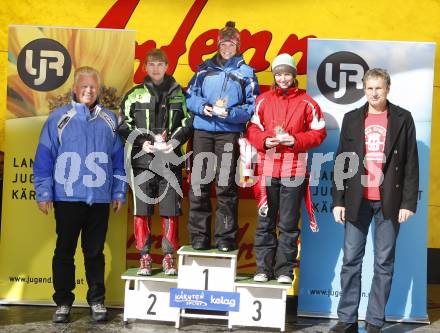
[337,199,400,327]
[188,130,240,247]
[132,167,182,217]
[53,201,109,306]
[255,177,305,278]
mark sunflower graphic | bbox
[7,25,135,118]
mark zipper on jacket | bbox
[168,108,173,133]
[146,107,150,133]
[220,72,230,98]
[215,72,230,132]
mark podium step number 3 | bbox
[229,275,290,332]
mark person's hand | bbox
[112,200,123,213]
[142,141,155,153]
[265,137,280,149]
[37,201,53,215]
[333,206,345,224]
[203,105,213,117]
[398,208,414,223]
[280,135,295,146]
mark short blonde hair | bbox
[363,68,391,88]
[73,66,101,87]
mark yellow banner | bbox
[0,25,135,305]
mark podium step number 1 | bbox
[174,246,239,328]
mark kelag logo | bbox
[317,51,369,105]
[17,38,71,91]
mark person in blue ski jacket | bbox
[185,21,259,252]
[33,66,126,324]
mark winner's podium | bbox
[174,246,238,328]
[122,246,291,331]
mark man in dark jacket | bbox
[330,68,419,333]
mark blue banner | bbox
[298,39,435,322]
[169,288,240,312]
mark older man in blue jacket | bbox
[34,66,126,323]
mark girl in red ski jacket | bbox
[246,53,326,283]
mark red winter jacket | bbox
[246,86,326,178]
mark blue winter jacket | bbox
[185,54,259,132]
[33,101,127,204]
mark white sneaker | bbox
[277,275,293,284]
[90,303,108,322]
[52,305,71,323]
[253,273,269,282]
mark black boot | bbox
[365,322,382,333]
[329,321,359,333]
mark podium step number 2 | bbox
[121,268,178,325]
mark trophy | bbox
[153,130,167,151]
[212,97,228,117]
[274,125,289,142]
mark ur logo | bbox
[17,38,71,91]
[317,51,369,104]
